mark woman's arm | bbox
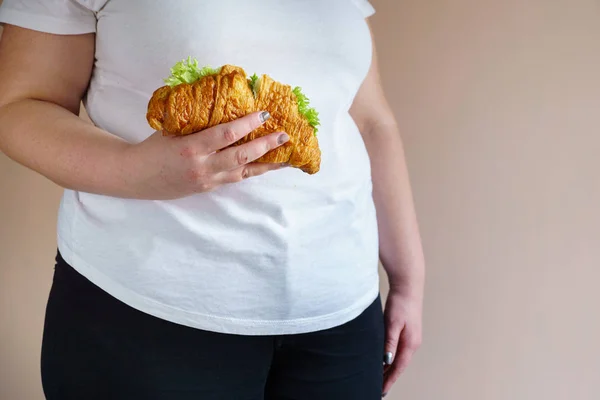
[0,26,135,196]
[0,26,287,200]
[350,25,425,395]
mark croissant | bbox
[146,59,321,174]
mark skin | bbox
[0,22,425,396]
[350,23,426,396]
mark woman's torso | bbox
[58,0,380,335]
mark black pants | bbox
[41,252,385,399]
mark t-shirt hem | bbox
[57,236,381,336]
[0,8,96,34]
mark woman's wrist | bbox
[385,266,425,299]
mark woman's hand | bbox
[121,111,289,200]
[382,286,423,396]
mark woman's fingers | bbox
[189,111,272,154]
[383,349,412,394]
[382,323,421,396]
[383,319,403,367]
[215,162,288,185]
[168,111,289,193]
[207,131,289,173]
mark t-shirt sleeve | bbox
[353,0,376,18]
[0,0,98,35]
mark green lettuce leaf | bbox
[248,73,260,97]
[164,57,221,87]
[293,86,320,135]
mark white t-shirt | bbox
[0,0,379,335]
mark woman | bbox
[0,0,425,399]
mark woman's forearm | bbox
[363,121,425,295]
[0,99,133,197]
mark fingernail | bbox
[279,162,289,168]
[384,352,394,365]
[277,133,290,145]
[259,111,271,123]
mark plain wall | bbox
[1,0,599,399]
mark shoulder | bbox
[0,0,109,34]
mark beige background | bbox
[1,0,599,399]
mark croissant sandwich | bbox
[146,58,321,174]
